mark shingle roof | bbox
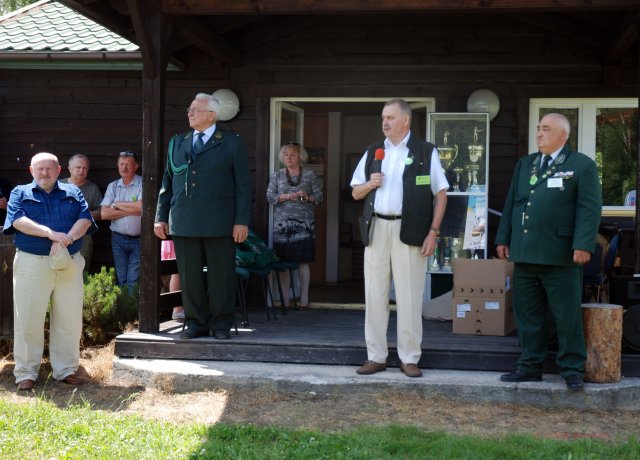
[0,0,138,53]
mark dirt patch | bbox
[1,342,639,440]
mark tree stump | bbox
[581,304,623,383]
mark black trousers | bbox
[173,235,236,333]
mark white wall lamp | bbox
[467,89,500,121]
[212,88,240,121]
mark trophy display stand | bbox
[424,112,490,302]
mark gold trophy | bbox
[465,164,480,189]
[442,237,452,271]
[452,166,464,192]
[431,237,441,271]
[467,126,484,190]
[452,237,464,260]
[468,126,484,162]
[438,130,458,172]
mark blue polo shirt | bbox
[2,180,96,256]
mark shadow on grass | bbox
[0,356,144,413]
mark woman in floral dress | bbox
[266,142,323,309]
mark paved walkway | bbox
[112,358,640,411]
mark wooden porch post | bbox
[128,0,172,332]
[636,21,640,275]
[255,97,270,237]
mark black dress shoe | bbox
[214,329,231,340]
[565,374,584,391]
[500,369,542,382]
[180,328,208,339]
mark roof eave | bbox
[0,51,183,70]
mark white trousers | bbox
[364,218,426,364]
[13,250,84,382]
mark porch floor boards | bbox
[114,308,640,377]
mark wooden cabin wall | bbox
[0,70,257,272]
[0,12,637,272]
[226,12,637,238]
[0,70,143,271]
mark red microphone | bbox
[373,148,385,173]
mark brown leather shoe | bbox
[356,361,386,375]
[59,373,83,385]
[75,365,92,383]
[400,363,423,378]
[17,379,35,391]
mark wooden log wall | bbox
[0,12,637,273]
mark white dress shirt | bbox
[193,124,217,147]
[350,131,449,215]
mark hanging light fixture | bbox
[467,89,500,121]
[212,89,240,121]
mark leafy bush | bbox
[82,267,138,344]
[117,283,139,326]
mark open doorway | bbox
[269,97,435,304]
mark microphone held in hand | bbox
[373,148,385,173]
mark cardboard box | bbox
[452,259,516,336]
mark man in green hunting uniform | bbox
[495,113,601,391]
[154,93,251,341]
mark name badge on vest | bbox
[416,175,430,185]
[547,178,563,188]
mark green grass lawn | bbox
[0,399,638,460]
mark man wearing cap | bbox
[101,151,143,290]
[3,152,97,391]
[154,92,251,340]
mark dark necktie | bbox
[193,132,205,154]
[538,155,551,178]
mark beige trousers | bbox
[13,250,84,382]
[364,218,426,364]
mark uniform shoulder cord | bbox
[168,136,188,175]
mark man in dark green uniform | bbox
[154,92,251,340]
[495,113,601,391]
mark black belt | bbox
[373,213,402,221]
[113,232,140,239]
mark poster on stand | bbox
[463,194,486,251]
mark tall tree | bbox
[0,0,37,15]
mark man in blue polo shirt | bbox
[3,152,96,391]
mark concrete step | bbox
[112,358,640,411]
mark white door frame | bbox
[269,97,436,282]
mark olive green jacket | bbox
[495,145,602,266]
[155,128,252,237]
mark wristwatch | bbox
[111,202,118,210]
[430,226,440,236]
